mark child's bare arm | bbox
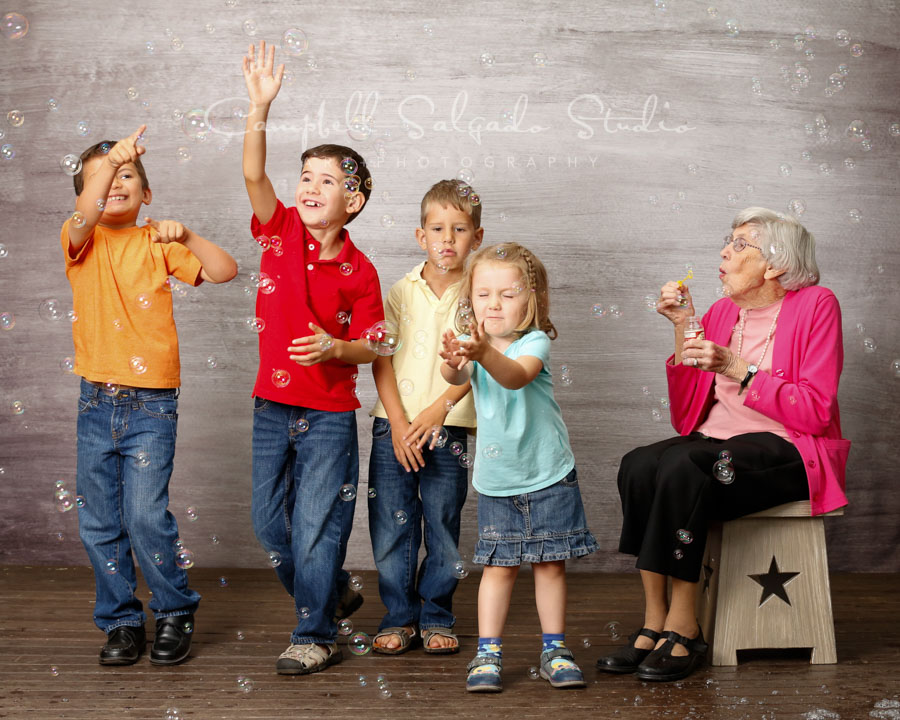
[439,329,471,385]
[456,321,541,390]
[372,355,427,472]
[288,324,378,367]
[144,217,238,283]
[241,41,284,225]
[406,381,472,450]
[67,125,146,253]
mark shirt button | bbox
[308,243,315,250]
[792,431,801,439]
[807,460,816,469]
[307,263,314,271]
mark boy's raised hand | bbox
[455,320,490,363]
[107,125,147,169]
[144,217,187,244]
[288,322,337,366]
[242,41,285,107]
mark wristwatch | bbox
[738,364,758,395]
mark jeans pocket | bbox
[560,467,578,487]
[372,418,391,440]
[253,397,270,414]
[78,398,94,414]
[139,398,178,420]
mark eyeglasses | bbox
[723,234,762,253]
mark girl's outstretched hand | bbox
[455,320,490,363]
[439,328,468,372]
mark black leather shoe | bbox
[150,614,194,666]
[596,628,661,674]
[635,628,708,682]
[99,625,145,665]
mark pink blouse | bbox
[697,299,789,442]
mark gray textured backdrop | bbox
[1,1,898,573]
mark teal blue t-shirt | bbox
[468,330,576,497]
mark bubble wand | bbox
[677,268,693,306]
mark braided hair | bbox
[454,242,558,340]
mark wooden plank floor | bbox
[1,567,898,719]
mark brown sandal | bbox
[422,626,460,654]
[372,626,419,655]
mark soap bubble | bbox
[0,312,14,330]
[846,120,869,142]
[591,304,606,318]
[282,28,308,56]
[834,29,850,46]
[1,12,29,39]
[60,356,74,372]
[242,19,258,36]
[603,620,622,640]
[246,316,266,333]
[152,553,163,565]
[480,52,495,67]
[76,121,90,137]
[349,632,372,655]
[105,560,119,574]
[135,294,152,310]
[863,337,876,353]
[129,356,148,375]
[482,443,502,459]
[347,114,374,141]
[267,550,282,568]
[171,37,184,51]
[299,606,310,618]
[850,43,863,57]
[393,510,408,525]
[892,359,900,378]
[724,19,739,37]
[367,487,376,499]
[236,675,254,693]
[719,450,732,462]
[6,110,23,128]
[428,425,449,448]
[453,560,468,579]
[673,548,685,560]
[341,157,358,175]
[676,529,694,544]
[398,378,414,396]
[363,320,402,356]
[848,209,862,223]
[339,484,357,502]
[787,199,806,217]
[182,110,209,141]
[175,548,195,569]
[218,576,228,588]
[779,163,792,177]
[528,666,540,680]
[236,630,245,640]
[60,154,82,176]
[136,451,150,467]
[381,214,394,228]
[349,575,363,591]
[712,459,735,484]
[459,453,474,468]
[340,262,353,276]
[337,618,353,636]
[449,441,464,456]
[56,489,74,512]
[1,144,14,160]
[176,147,191,163]
[186,506,198,521]
[533,51,548,66]
[206,356,218,369]
[271,369,291,388]
[50,666,59,676]
[294,418,309,433]
[0,244,6,257]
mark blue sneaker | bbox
[465,655,502,693]
[539,647,586,689]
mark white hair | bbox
[732,207,820,291]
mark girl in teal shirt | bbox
[440,243,597,693]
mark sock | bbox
[542,633,566,653]
[477,637,503,659]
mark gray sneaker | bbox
[276,642,342,675]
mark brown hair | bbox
[419,179,482,229]
[300,144,371,225]
[73,141,149,196]
[455,242,557,339]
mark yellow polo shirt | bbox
[370,262,476,428]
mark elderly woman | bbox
[597,207,850,682]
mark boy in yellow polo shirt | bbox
[368,179,483,654]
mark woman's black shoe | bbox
[595,628,662,674]
[635,628,708,682]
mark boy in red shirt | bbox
[241,42,384,675]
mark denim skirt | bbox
[472,467,598,566]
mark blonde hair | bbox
[732,207,820,290]
[455,242,558,339]
[419,179,482,229]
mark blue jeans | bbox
[75,379,200,633]
[367,417,469,631]
[251,397,358,644]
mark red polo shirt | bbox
[250,200,384,411]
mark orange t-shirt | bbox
[61,220,203,388]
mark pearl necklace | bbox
[736,301,782,369]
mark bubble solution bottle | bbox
[684,316,703,341]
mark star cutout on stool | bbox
[749,555,800,607]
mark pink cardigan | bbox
[666,285,850,516]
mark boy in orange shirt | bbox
[61,124,237,667]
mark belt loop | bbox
[174,387,180,399]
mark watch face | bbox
[748,364,759,373]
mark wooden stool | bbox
[696,500,844,666]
